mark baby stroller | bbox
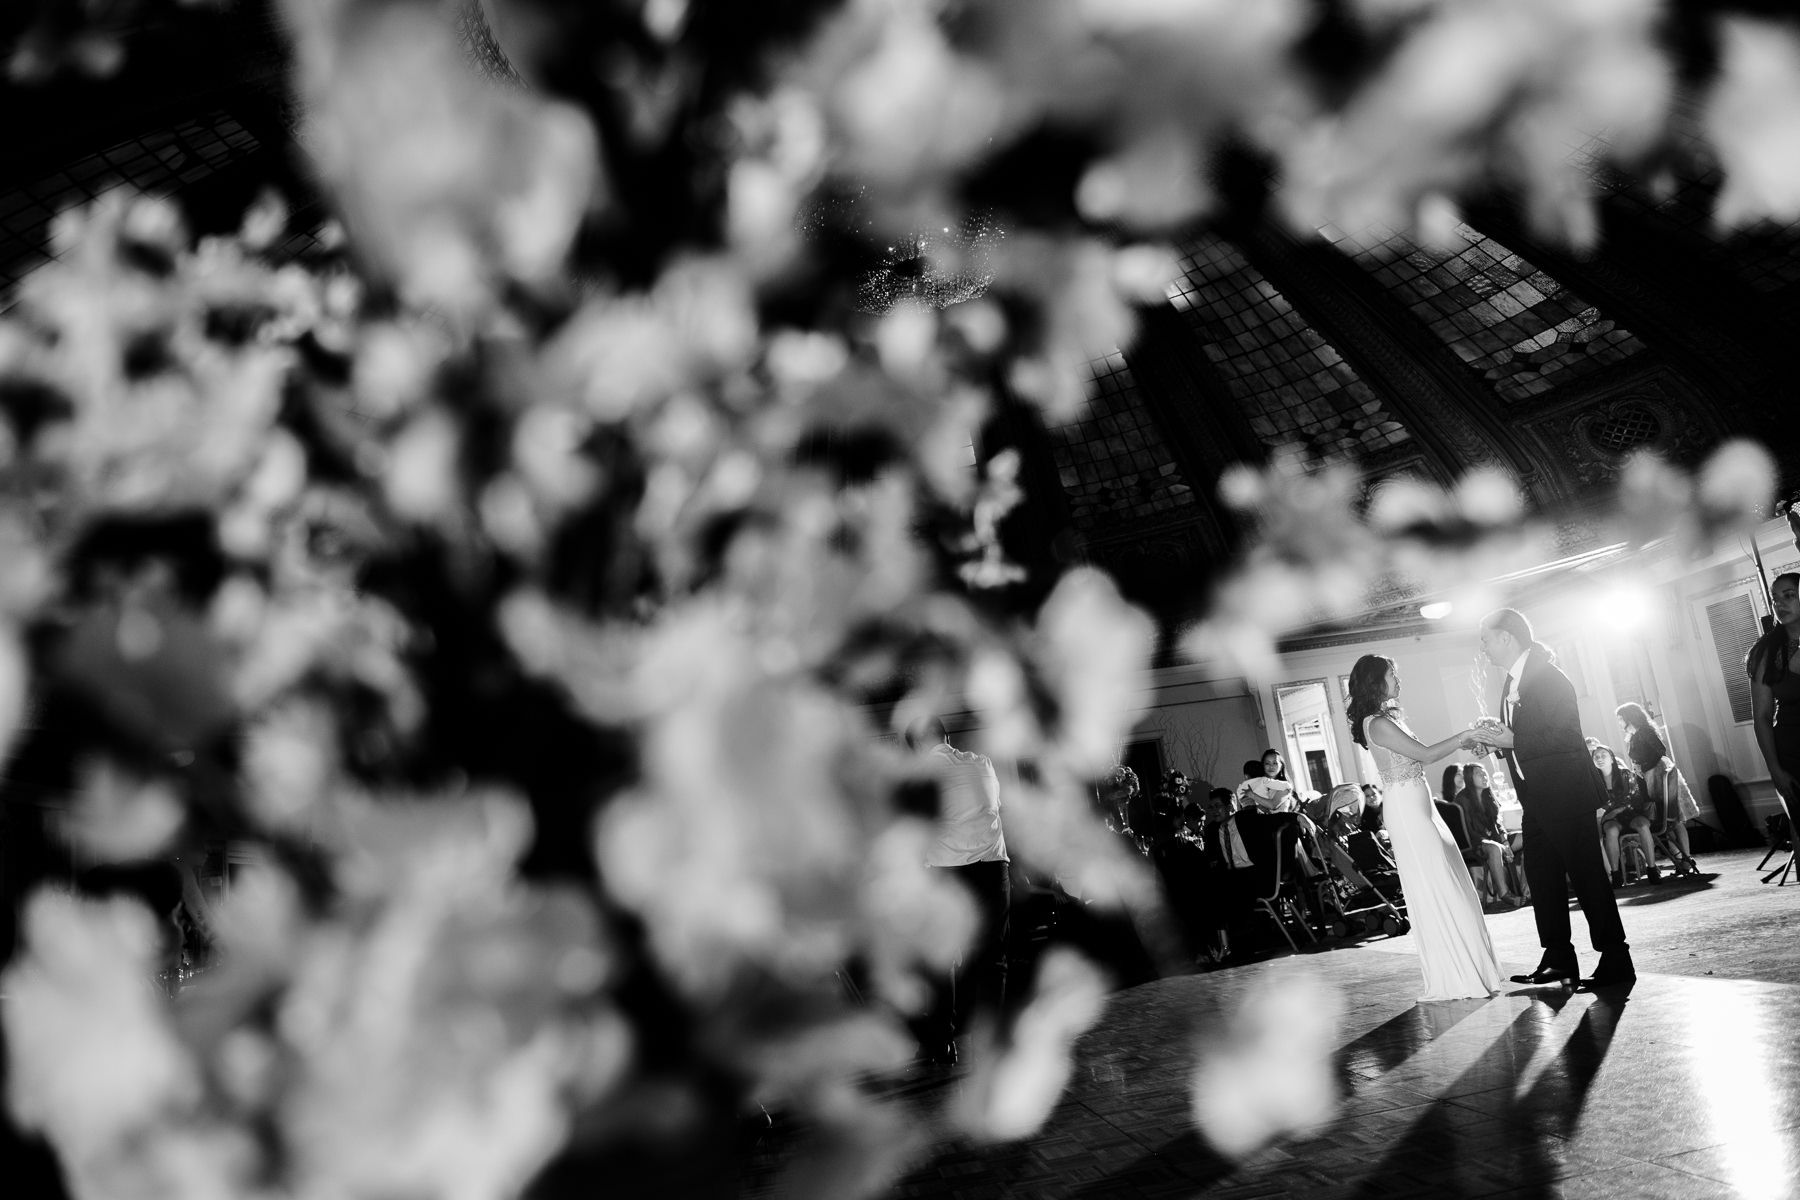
[1317,787,1408,938]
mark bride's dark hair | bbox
[1346,654,1397,749]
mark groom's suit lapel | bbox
[1513,654,1539,720]
[1506,653,1545,786]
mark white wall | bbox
[1127,665,1267,794]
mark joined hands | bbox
[1460,718,1510,753]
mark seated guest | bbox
[1434,791,1512,906]
[1235,748,1299,813]
[1589,738,1657,886]
[1233,759,1262,808]
[1200,788,1250,865]
[1440,763,1465,817]
[1457,763,1526,904]
[1358,782,1386,837]
[1178,799,1205,840]
[1617,702,1699,865]
[1188,788,1267,961]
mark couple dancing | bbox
[1344,608,1633,1001]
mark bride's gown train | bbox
[1366,716,1504,1001]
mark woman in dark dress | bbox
[1749,571,1800,828]
[1589,739,1655,886]
[1616,701,1697,863]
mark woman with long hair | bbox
[1346,654,1501,1000]
[1459,762,1526,904]
[1748,572,1800,828]
[1235,747,1297,813]
[1616,702,1697,866]
[1589,739,1655,886]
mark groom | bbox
[1476,608,1634,991]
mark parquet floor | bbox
[746,849,1800,1199]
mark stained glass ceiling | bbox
[1318,220,1646,403]
[1168,234,1412,462]
[0,109,263,300]
[1050,350,1197,532]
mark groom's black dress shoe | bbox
[1577,949,1636,992]
[1510,959,1578,987]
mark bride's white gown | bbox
[1366,715,1504,1001]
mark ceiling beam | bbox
[1229,220,1567,505]
[1121,303,1268,558]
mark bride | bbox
[1346,654,1504,1001]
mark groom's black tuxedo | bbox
[1503,649,1628,959]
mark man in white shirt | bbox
[906,716,1010,1065]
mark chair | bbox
[1231,810,1317,953]
[1436,800,1496,898]
[1640,770,1703,880]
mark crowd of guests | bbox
[1109,706,1703,965]
[905,698,1709,1059]
[1586,702,1700,885]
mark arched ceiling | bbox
[1051,165,1797,614]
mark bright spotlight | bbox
[1420,601,1453,620]
[1592,584,1653,633]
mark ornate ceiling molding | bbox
[1507,363,1724,491]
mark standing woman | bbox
[1616,702,1698,865]
[1748,572,1800,830]
[1345,654,1500,1001]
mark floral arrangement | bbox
[1,1,1795,1198]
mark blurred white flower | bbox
[241,700,339,835]
[0,622,25,768]
[1190,965,1342,1158]
[543,258,757,422]
[1709,19,1800,227]
[951,947,1108,1141]
[385,408,464,523]
[1110,243,1183,302]
[3,892,201,1166]
[283,0,600,315]
[1077,128,1210,229]
[1455,467,1526,526]
[1277,0,1668,245]
[52,758,186,863]
[1696,438,1775,522]
[1034,568,1154,773]
[353,320,446,422]
[826,7,1010,187]
[238,190,289,251]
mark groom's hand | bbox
[1478,726,1515,749]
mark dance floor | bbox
[747,848,1800,1199]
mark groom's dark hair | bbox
[1481,607,1555,661]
